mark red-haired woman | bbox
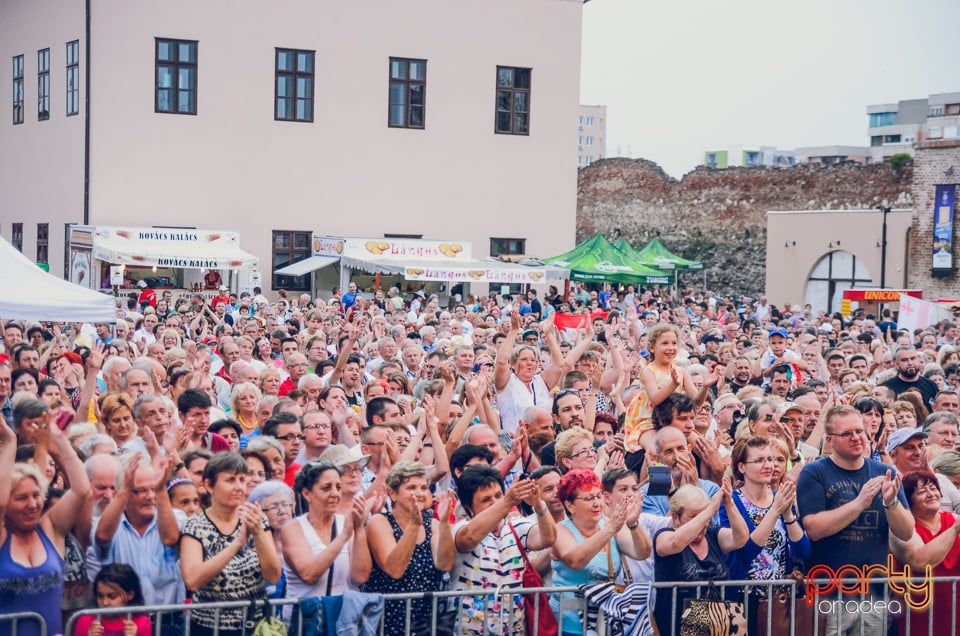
[550,469,650,636]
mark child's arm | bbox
[640,365,678,407]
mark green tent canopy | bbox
[544,234,672,284]
[632,238,704,271]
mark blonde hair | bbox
[555,427,593,472]
[11,462,48,503]
[647,323,681,349]
[668,484,709,517]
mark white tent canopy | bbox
[0,235,117,323]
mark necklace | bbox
[237,413,256,431]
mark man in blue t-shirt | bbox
[797,404,914,634]
[340,281,361,312]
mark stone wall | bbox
[577,158,912,296]
[907,142,960,296]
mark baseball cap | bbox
[219,285,228,292]
[415,290,426,298]
[886,427,926,453]
[136,280,147,288]
[819,323,835,334]
[522,329,539,341]
[778,401,804,417]
[768,327,788,339]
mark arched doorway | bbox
[803,250,873,314]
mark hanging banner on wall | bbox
[933,185,955,270]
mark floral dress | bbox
[451,517,533,635]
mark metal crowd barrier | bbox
[59,576,960,636]
[0,613,46,636]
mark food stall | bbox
[273,235,566,298]
[67,225,260,302]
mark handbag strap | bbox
[326,517,338,597]
[507,520,532,567]
[604,541,615,582]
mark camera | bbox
[728,410,745,440]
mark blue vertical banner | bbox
[933,185,955,270]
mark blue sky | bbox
[580,0,960,177]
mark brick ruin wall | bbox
[576,158,914,296]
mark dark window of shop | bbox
[272,230,311,291]
[12,223,23,253]
[37,48,50,121]
[275,48,314,122]
[490,237,526,294]
[66,40,79,116]
[156,38,197,114]
[494,66,530,135]
[12,55,24,125]
[388,58,426,128]
[36,223,49,265]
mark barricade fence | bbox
[56,576,960,636]
[0,613,47,636]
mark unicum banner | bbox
[933,184,955,271]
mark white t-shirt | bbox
[496,373,552,435]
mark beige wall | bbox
[1,0,583,293]
[765,209,914,311]
[0,0,85,277]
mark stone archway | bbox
[803,250,873,314]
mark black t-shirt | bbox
[881,375,938,407]
[653,526,730,635]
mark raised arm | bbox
[327,322,359,388]
[77,344,105,426]
[44,417,90,538]
[494,313,522,393]
[0,417,18,522]
[656,490,722,557]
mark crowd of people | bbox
[1,280,960,635]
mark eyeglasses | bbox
[262,502,293,514]
[304,423,332,431]
[827,428,866,440]
[276,434,305,442]
[575,493,604,504]
[341,464,363,475]
[744,456,776,465]
[570,447,598,459]
[363,441,385,447]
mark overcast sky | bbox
[580,0,960,178]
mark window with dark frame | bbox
[490,237,527,294]
[275,48,314,122]
[272,230,312,291]
[155,38,197,114]
[38,48,50,121]
[36,223,49,265]
[494,66,531,135]
[12,55,23,125]
[388,58,426,128]
[66,40,79,116]
[12,223,23,253]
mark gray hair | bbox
[133,392,164,420]
[79,434,119,460]
[924,411,960,432]
[298,373,322,389]
[931,450,960,477]
[258,395,279,411]
[464,424,495,446]
[248,479,293,506]
[102,356,131,379]
[13,397,49,429]
[386,460,428,491]
[246,435,284,458]
[83,452,120,479]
